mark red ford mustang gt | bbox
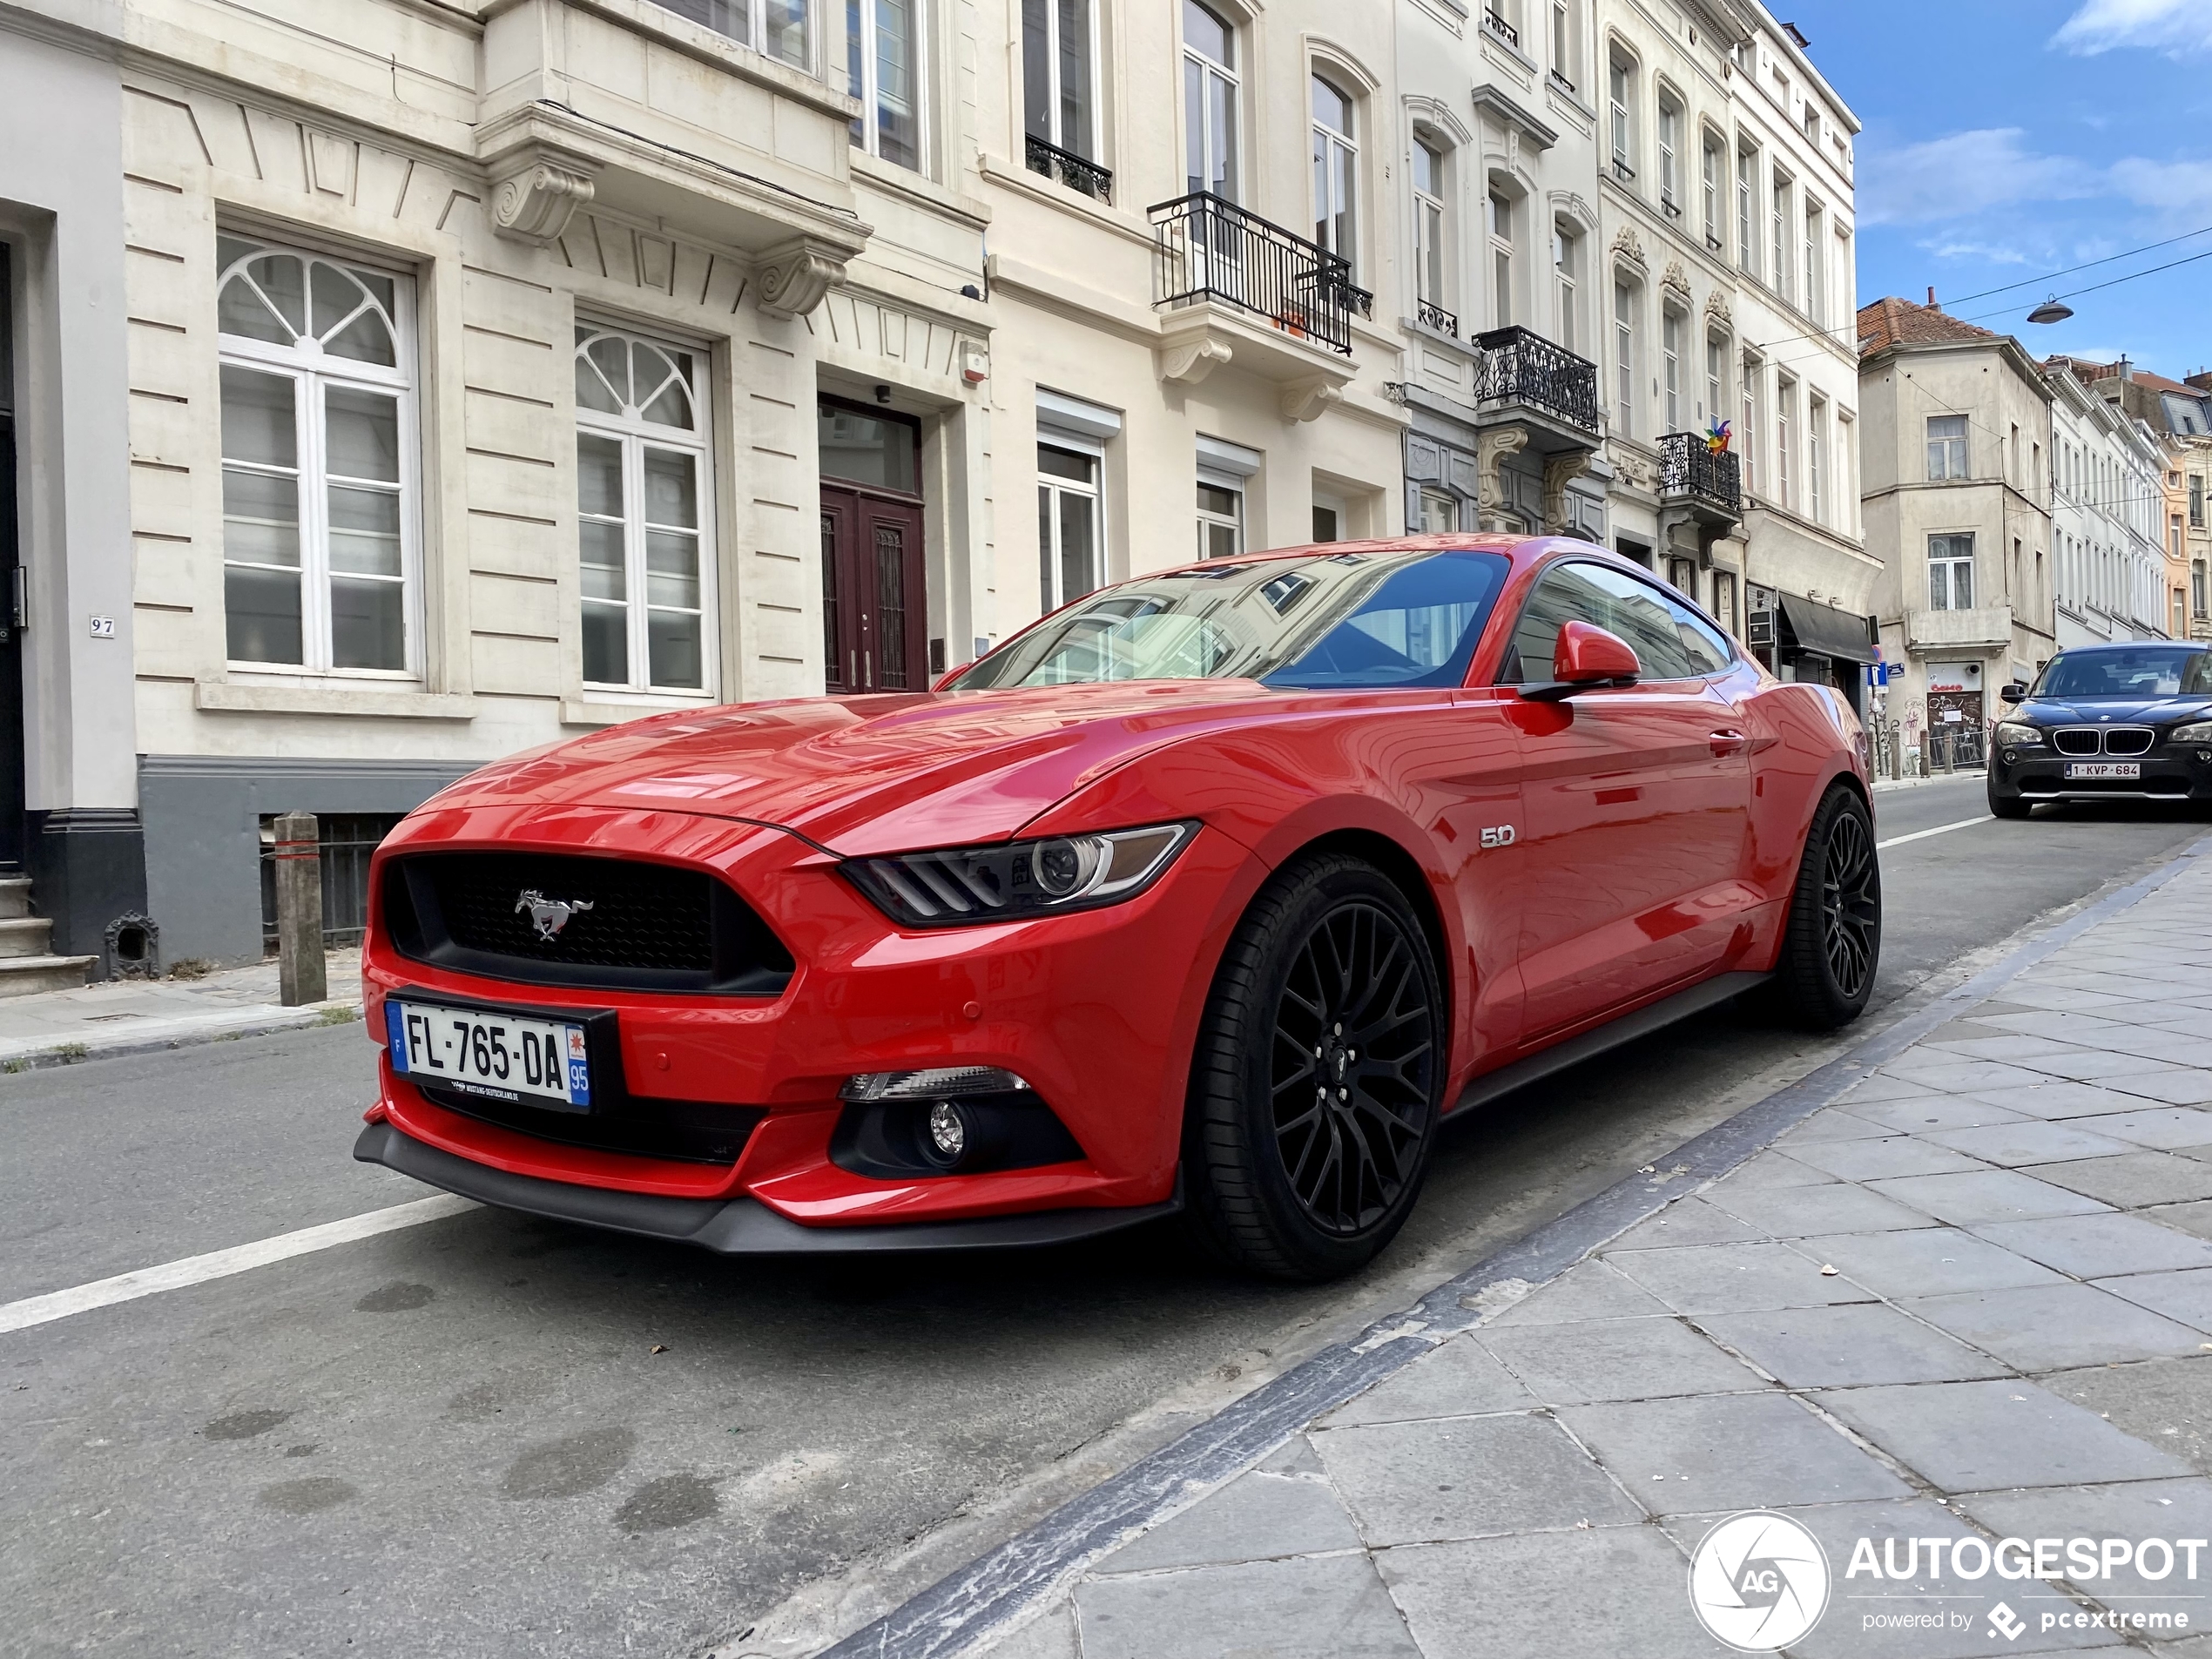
[355,536,1878,1279]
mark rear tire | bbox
[1768,785,1881,1031]
[1184,853,1445,1282]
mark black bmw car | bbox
[1988,642,2212,819]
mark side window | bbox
[1501,562,1730,683]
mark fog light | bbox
[927,1101,968,1163]
[2004,750,2018,764]
[2198,751,2210,763]
[840,1066,1033,1102]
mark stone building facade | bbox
[2043,358,2170,650]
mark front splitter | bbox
[353,1121,1181,1254]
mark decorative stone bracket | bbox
[1541,451,1595,534]
[755,237,850,320]
[1477,428,1531,531]
[1279,376,1342,423]
[489,146,600,247]
[1158,334,1233,386]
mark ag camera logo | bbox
[1689,1511,1831,1651]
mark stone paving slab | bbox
[951,852,2212,1659]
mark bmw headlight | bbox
[843,822,1197,927]
[1993,722,2046,747]
[2171,721,2212,744]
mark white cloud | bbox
[1925,239,2034,264]
[1858,129,2101,225]
[2053,0,2212,57]
[2109,155,2212,218]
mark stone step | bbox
[0,954,96,997]
[0,915,54,960]
[0,878,31,921]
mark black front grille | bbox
[383,851,793,996]
[2106,727,2155,756]
[415,1082,763,1165]
[2054,728,2101,756]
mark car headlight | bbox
[2171,721,2212,744]
[1993,722,2046,747]
[842,822,1197,927]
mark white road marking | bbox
[0,1193,475,1337]
[1877,815,1994,852]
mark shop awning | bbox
[1778,594,1879,665]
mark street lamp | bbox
[2027,295,2075,325]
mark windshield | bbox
[2031,647,2212,700]
[953,550,1511,692]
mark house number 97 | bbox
[88,616,116,638]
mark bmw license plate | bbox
[2064,762,2141,780]
[386,999,591,1111]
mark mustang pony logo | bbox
[516,889,594,943]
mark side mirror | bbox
[1521,621,1641,701]
[2000,682,2027,704]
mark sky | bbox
[1788,0,2212,380]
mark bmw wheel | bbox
[1988,779,2031,819]
[1768,785,1882,1030]
[1184,853,1445,1281]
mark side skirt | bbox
[1447,969,1772,1116]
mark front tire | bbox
[1184,853,1445,1282]
[1988,782,2031,820]
[1769,785,1882,1030]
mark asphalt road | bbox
[2,777,2204,1659]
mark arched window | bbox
[1312,75,1358,274]
[573,326,715,694]
[1183,2,1238,201]
[216,234,415,675]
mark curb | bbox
[0,1003,364,1074]
[810,834,2212,1659]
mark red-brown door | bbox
[820,485,927,693]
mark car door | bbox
[1500,560,1756,1041]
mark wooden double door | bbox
[820,484,927,694]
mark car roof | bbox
[1138,533,1641,583]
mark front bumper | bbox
[360,800,1252,1231]
[1993,747,2209,801]
[354,1121,1182,1252]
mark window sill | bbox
[562,695,716,728]
[196,679,479,721]
[849,148,992,230]
[541,0,860,123]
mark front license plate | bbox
[386,999,591,1111]
[2065,762,2141,780]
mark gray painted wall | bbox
[139,755,473,966]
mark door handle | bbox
[1709,730,1749,755]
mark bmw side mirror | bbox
[2000,682,2027,705]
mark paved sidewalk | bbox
[961,857,2212,1659]
[0,948,361,1069]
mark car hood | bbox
[421,680,1312,855]
[2016,697,2212,725]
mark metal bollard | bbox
[273,810,327,1007]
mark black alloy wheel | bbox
[1766,785,1882,1030]
[1185,853,1445,1281]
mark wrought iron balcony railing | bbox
[1473,325,1600,433]
[1658,431,1743,515]
[1419,299,1460,339]
[1024,133,1113,203]
[1481,8,1519,47]
[1149,192,1361,355]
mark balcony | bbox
[1473,325,1600,449]
[1659,433,1743,520]
[1024,133,1113,204]
[1150,192,1364,356]
[1481,9,1520,47]
[1418,299,1460,339]
[1905,606,2014,651]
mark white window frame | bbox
[1037,432,1105,613]
[1184,2,1240,202]
[850,0,927,172]
[1553,223,1578,354]
[1927,414,1969,482]
[1736,142,1758,279]
[1808,394,1826,523]
[675,0,813,70]
[1803,200,1822,321]
[1550,0,1574,88]
[1776,374,1795,509]
[1701,134,1723,250]
[1413,138,1449,314]
[1662,307,1683,435]
[1022,0,1100,158]
[1929,533,1975,611]
[1487,187,1514,330]
[1740,355,1759,496]
[1197,473,1244,560]
[574,322,718,697]
[1613,280,1635,440]
[216,234,422,680]
[1312,73,1359,276]
[1704,333,1725,427]
[1656,95,1682,213]
[1608,57,1635,178]
[1770,169,1791,298]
